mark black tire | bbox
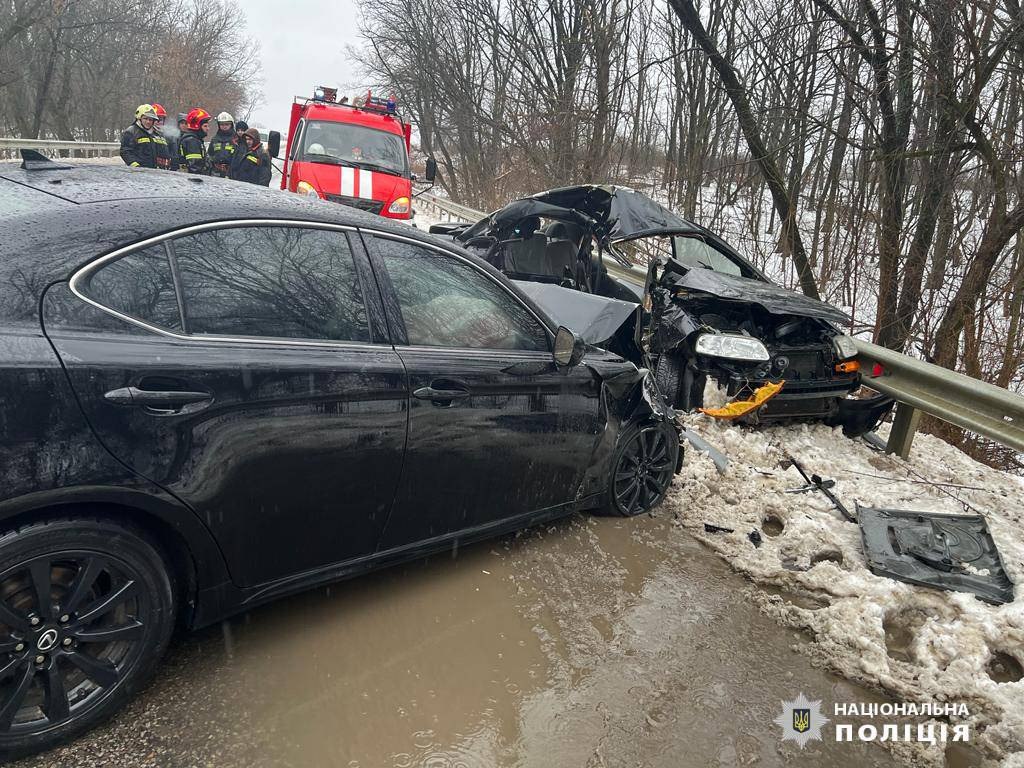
[606,420,680,517]
[0,517,176,760]
[654,353,684,406]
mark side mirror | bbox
[425,157,437,182]
[553,326,586,368]
[268,131,281,158]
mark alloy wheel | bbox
[613,424,675,515]
[0,552,148,735]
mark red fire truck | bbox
[279,87,435,219]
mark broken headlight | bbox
[694,333,770,361]
[832,333,858,360]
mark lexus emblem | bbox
[36,628,59,652]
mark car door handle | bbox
[413,385,471,404]
[104,386,213,408]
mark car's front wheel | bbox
[0,517,175,759]
[607,420,679,517]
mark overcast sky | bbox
[244,0,362,130]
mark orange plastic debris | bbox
[698,380,786,420]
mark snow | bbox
[666,399,1024,764]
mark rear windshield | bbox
[300,120,407,176]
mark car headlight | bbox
[832,333,858,360]
[387,196,410,214]
[694,333,770,361]
[296,181,322,199]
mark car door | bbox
[361,231,606,550]
[42,222,409,588]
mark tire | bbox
[606,420,680,517]
[0,517,176,760]
[653,353,684,406]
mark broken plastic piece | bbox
[704,522,735,534]
[699,380,785,420]
[748,530,763,548]
[682,428,729,474]
[857,505,1014,604]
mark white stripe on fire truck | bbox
[358,169,373,200]
[340,167,355,197]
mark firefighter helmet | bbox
[216,111,234,124]
[134,104,158,122]
[186,108,212,131]
[151,103,167,120]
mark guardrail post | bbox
[886,402,920,458]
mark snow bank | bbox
[665,403,1024,764]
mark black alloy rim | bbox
[613,425,674,515]
[0,552,147,735]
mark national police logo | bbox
[774,693,829,748]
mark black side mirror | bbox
[425,157,437,182]
[553,326,586,367]
[268,131,281,158]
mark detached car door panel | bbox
[43,224,408,588]
[363,233,605,549]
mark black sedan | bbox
[0,156,678,757]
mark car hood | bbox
[674,267,850,324]
[462,184,702,243]
[296,161,406,202]
[512,280,641,345]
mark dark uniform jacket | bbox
[119,123,157,168]
[178,131,208,174]
[153,129,171,169]
[207,129,240,176]
[232,144,273,186]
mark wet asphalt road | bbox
[15,511,905,768]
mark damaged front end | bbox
[646,257,886,432]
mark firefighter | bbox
[119,104,158,168]
[178,108,212,174]
[208,111,240,177]
[150,103,171,169]
[165,113,186,171]
[234,120,249,143]
[231,128,272,186]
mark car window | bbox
[375,238,549,351]
[673,236,743,277]
[79,244,183,331]
[289,120,304,161]
[172,226,371,343]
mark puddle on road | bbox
[15,512,903,768]
[217,513,898,768]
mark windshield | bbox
[300,120,408,176]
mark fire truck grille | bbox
[326,194,384,215]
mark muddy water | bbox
[17,513,903,768]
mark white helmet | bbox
[216,111,234,123]
[307,143,325,155]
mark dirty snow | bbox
[667,399,1024,765]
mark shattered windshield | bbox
[673,236,746,277]
[300,120,408,176]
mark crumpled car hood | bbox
[675,267,850,324]
[512,280,640,345]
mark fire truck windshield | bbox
[300,120,407,176]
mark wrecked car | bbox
[0,155,679,758]
[432,184,891,431]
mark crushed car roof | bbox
[465,184,704,243]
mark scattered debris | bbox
[857,505,1015,604]
[703,522,735,534]
[748,530,763,548]
[682,427,729,474]
[698,380,785,420]
[782,449,855,522]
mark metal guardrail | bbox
[855,340,1024,458]
[416,190,488,222]
[0,138,120,159]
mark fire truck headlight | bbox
[297,181,322,200]
[387,196,411,214]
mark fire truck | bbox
[279,86,435,219]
